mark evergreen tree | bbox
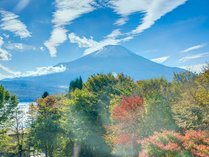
[69,76,83,92]
[42,91,49,99]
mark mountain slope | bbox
[0,45,185,101]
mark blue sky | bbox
[0,0,209,79]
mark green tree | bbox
[69,76,83,92]
[0,85,18,127]
[137,78,178,137]
[84,73,137,125]
[67,74,138,156]
[171,68,209,130]
[0,130,15,155]
[64,89,112,157]
[29,96,63,157]
[0,85,18,156]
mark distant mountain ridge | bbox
[0,45,185,102]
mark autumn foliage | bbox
[112,96,144,122]
[139,130,209,157]
[106,96,144,156]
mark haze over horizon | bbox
[0,0,209,80]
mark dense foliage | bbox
[0,85,18,127]
[0,65,208,157]
[139,130,209,157]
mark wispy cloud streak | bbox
[0,10,31,38]
[110,0,187,35]
[151,56,170,63]
[181,43,206,53]
[179,53,208,63]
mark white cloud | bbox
[114,17,128,26]
[45,0,187,56]
[0,64,66,80]
[106,29,122,39]
[181,43,206,53]
[68,29,136,55]
[44,27,67,57]
[5,43,37,51]
[19,65,66,77]
[151,56,170,63]
[133,0,187,34]
[68,32,121,55]
[179,53,208,63]
[181,63,207,73]
[45,0,95,57]
[0,36,11,61]
[52,0,95,27]
[110,0,149,16]
[72,0,187,54]
[0,48,11,61]
[110,0,187,35]
[0,10,31,38]
[69,33,98,48]
[84,38,120,55]
[15,0,31,12]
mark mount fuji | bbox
[0,45,185,101]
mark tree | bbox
[171,69,209,130]
[137,77,169,100]
[106,96,145,157]
[194,64,209,105]
[0,130,15,155]
[29,96,63,157]
[11,109,26,157]
[0,85,18,127]
[69,76,83,92]
[0,85,18,156]
[42,91,49,98]
[136,78,178,137]
[64,89,112,157]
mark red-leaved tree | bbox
[106,96,144,156]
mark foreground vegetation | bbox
[0,66,208,157]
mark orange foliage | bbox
[107,96,144,146]
[112,96,144,121]
[139,130,209,157]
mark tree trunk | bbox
[72,143,81,157]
